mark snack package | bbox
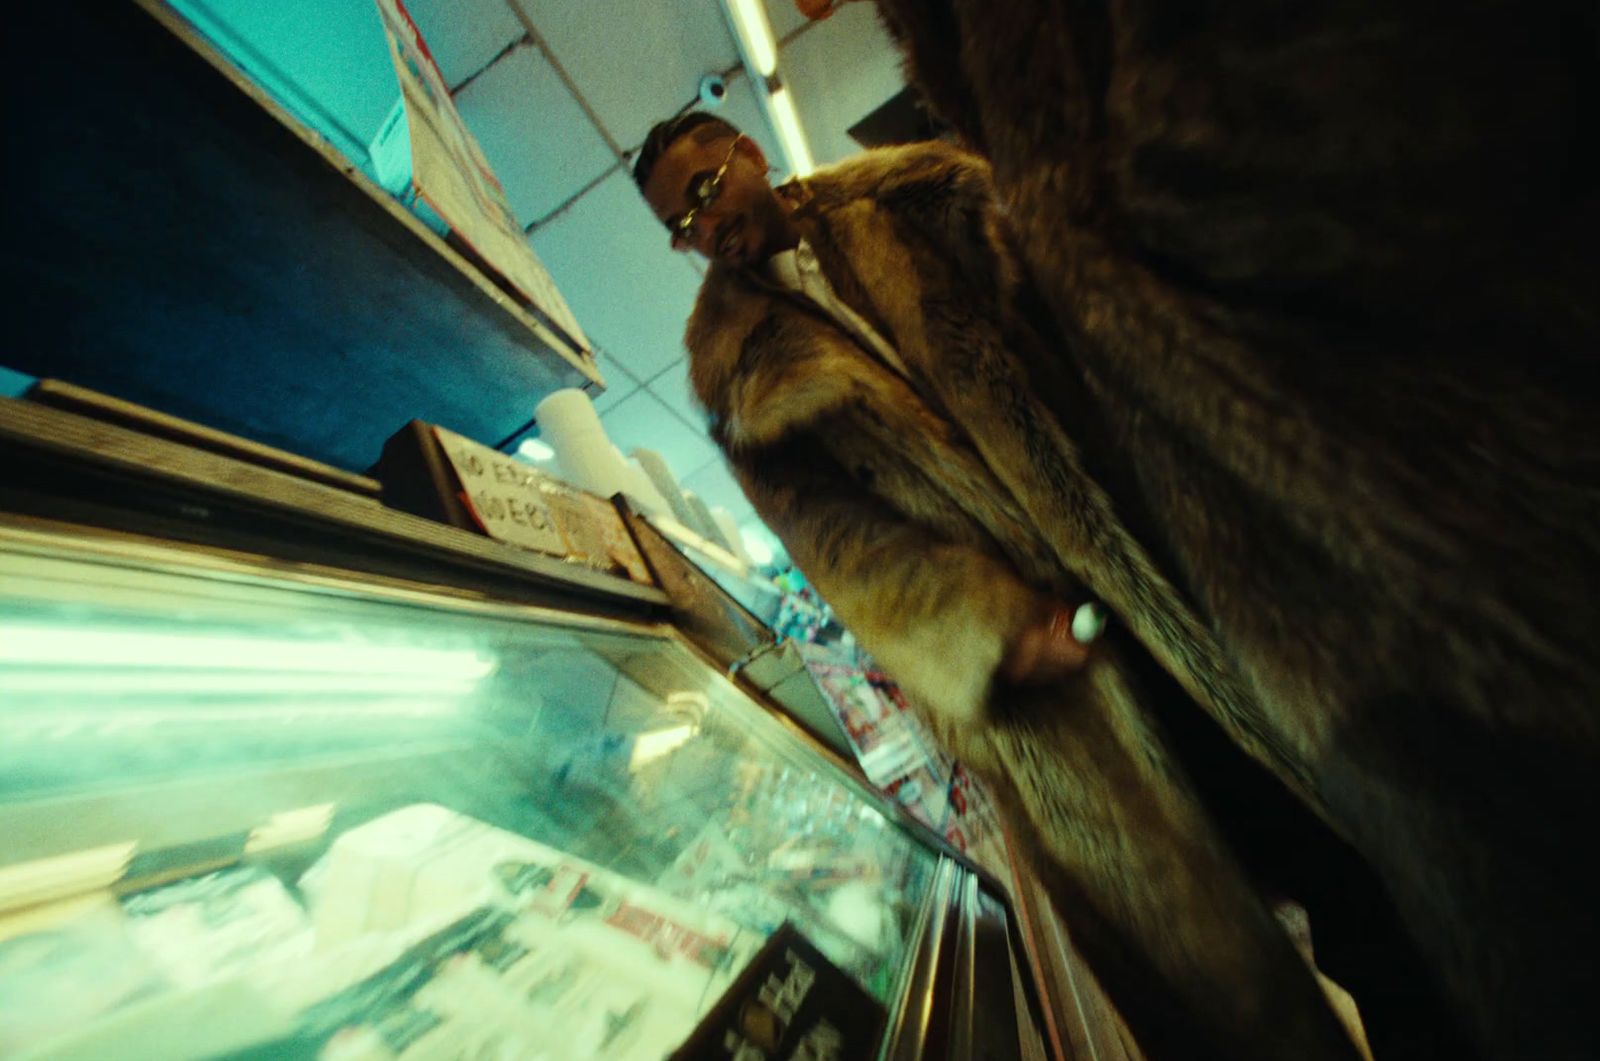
[293,804,762,1058]
[660,821,749,894]
[0,873,317,1060]
[122,867,314,989]
[301,906,686,1060]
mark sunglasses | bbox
[669,134,745,252]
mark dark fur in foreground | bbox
[871,0,1600,1057]
[687,145,1365,1059]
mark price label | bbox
[539,483,605,565]
[433,426,566,556]
[577,491,653,584]
[540,481,655,585]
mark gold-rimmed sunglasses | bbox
[669,134,745,252]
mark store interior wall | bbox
[137,0,907,551]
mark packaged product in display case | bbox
[793,642,1002,857]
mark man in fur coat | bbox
[637,112,1369,1060]
[799,3,1599,1059]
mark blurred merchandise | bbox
[794,642,1001,856]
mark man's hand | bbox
[1001,601,1107,685]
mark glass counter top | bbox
[0,525,937,1059]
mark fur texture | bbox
[686,143,1362,1059]
[870,1,1600,1057]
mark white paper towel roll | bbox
[534,389,629,499]
[710,508,752,567]
[683,491,731,550]
[621,453,674,516]
[631,448,701,529]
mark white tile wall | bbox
[176,0,399,152]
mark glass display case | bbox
[0,389,1052,1059]
[624,510,1008,871]
[0,519,952,1057]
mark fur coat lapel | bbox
[683,142,1363,1058]
[687,142,1312,801]
[805,4,1600,1055]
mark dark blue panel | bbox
[0,1,591,471]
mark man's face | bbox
[642,132,777,268]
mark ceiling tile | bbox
[454,42,616,225]
[763,0,810,41]
[591,350,642,414]
[511,0,740,151]
[404,0,525,89]
[682,458,756,522]
[599,388,721,484]
[779,2,904,166]
[529,169,705,382]
[644,357,708,434]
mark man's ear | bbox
[737,135,769,172]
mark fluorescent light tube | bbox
[724,0,778,76]
[4,671,488,698]
[768,85,815,177]
[0,624,497,679]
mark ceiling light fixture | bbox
[0,624,498,680]
[717,0,815,177]
[723,0,778,77]
[767,84,815,177]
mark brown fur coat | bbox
[869,1,1600,1058]
[686,144,1363,1060]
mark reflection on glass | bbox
[0,543,935,1058]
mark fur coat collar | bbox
[682,142,1363,1058]
[686,142,1303,793]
